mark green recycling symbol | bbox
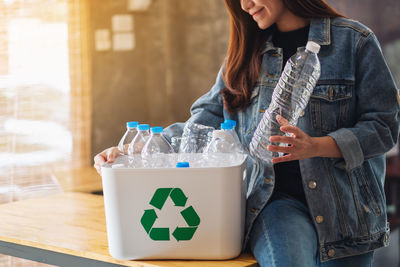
[140,188,200,241]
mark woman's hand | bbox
[267,115,318,163]
[94,147,120,174]
[267,115,342,163]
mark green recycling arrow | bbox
[180,206,200,227]
[140,209,157,233]
[149,188,172,210]
[140,187,200,242]
[149,227,170,241]
[170,188,188,207]
[172,226,197,241]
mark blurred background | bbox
[0,0,398,266]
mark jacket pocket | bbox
[309,82,353,134]
[352,165,383,216]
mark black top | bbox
[272,24,310,67]
[271,24,310,205]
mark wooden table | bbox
[54,166,103,193]
[0,192,258,267]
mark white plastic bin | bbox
[101,155,247,260]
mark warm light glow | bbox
[0,0,71,205]
[7,18,70,93]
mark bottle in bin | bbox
[205,123,242,154]
[177,121,215,167]
[223,119,244,153]
[141,126,175,168]
[178,121,214,154]
[249,41,321,162]
[128,124,150,167]
[204,123,243,166]
[117,121,139,155]
[205,130,235,153]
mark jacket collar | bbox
[261,17,331,54]
[308,17,331,46]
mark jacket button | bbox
[316,215,324,223]
[250,208,257,213]
[383,233,389,245]
[308,181,317,189]
[328,249,335,257]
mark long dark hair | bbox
[221,0,343,113]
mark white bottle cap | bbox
[306,41,320,54]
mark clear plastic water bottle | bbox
[118,121,139,155]
[205,129,236,153]
[178,121,214,153]
[177,122,214,167]
[141,126,175,168]
[223,120,244,153]
[170,136,182,153]
[128,124,150,168]
[204,129,242,167]
[250,41,321,162]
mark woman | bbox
[95,0,399,266]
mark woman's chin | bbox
[256,21,273,30]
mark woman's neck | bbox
[276,10,310,32]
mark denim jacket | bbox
[165,17,400,262]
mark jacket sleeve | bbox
[163,67,226,140]
[328,32,400,171]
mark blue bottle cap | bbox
[126,121,139,128]
[224,119,237,127]
[151,126,163,133]
[138,124,150,131]
[221,122,233,130]
[176,162,190,168]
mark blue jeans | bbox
[248,192,374,267]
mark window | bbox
[0,0,91,203]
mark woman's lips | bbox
[251,8,264,18]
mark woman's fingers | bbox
[269,115,317,162]
[93,147,119,174]
[280,125,305,138]
[276,114,290,126]
[106,147,119,163]
[269,135,293,144]
[271,154,294,164]
[267,144,293,154]
[93,153,106,174]
[275,115,305,138]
